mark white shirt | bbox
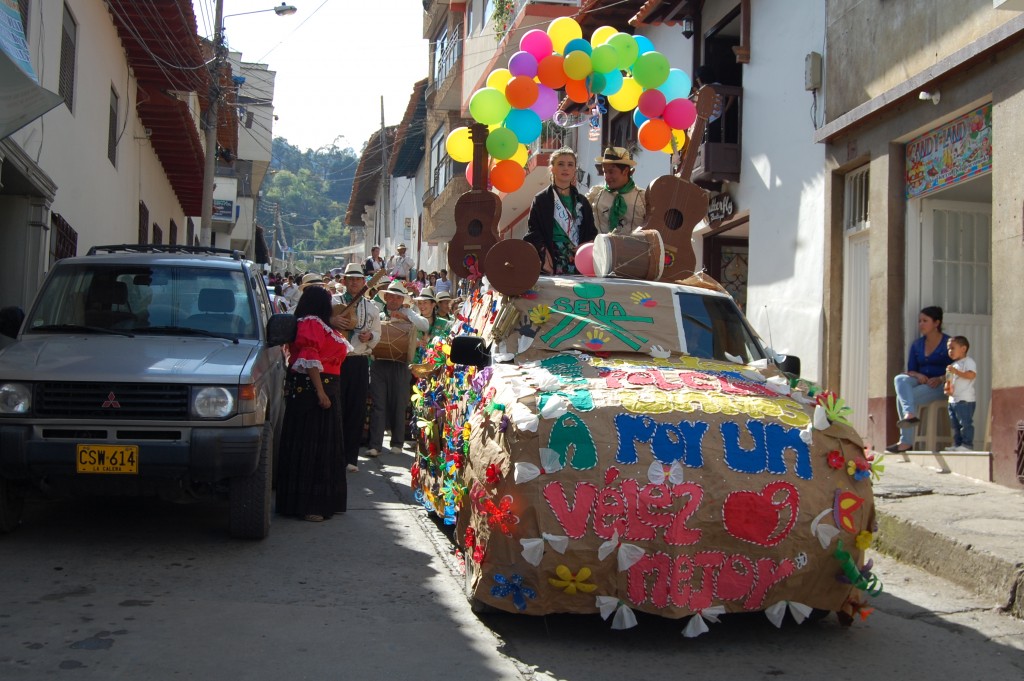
[947,356,977,403]
[435,278,452,294]
[386,254,415,280]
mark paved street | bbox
[1,450,1022,680]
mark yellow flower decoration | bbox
[462,423,471,441]
[529,304,551,325]
[855,530,873,551]
[548,565,597,595]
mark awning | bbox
[0,7,62,139]
[306,243,366,256]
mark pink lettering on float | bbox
[601,368,775,397]
[541,481,597,539]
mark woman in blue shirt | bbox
[887,306,951,453]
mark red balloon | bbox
[565,78,590,104]
[505,76,539,109]
[663,97,698,130]
[490,160,525,193]
[638,119,671,151]
[536,54,567,89]
[637,89,667,119]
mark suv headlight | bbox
[0,382,31,415]
[191,386,236,419]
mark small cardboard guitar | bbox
[642,86,717,281]
[448,123,501,279]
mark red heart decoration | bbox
[722,481,800,547]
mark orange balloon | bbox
[505,76,539,109]
[565,78,590,104]
[490,160,525,193]
[638,119,672,151]
[536,54,567,89]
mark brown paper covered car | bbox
[410,275,880,632]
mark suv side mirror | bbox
[266,313,296,347]
[0,306,25,339]
[777,354,801,378]
[450,335,490,367]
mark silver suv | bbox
[0,245,292,538]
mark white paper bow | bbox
[518,334,535,354]
[681,605,727,638]
[765,375,791,395]
[527,368,561,392]
[724,352,744,364]
[492,340,514,362]
[813,404,831,430]
[539,395,569,419]
[598,530,646,571]
[799,423,814,445]
[513,448,564,484]
[810,508,840,549]
[647,460,685,486]
[509,402,539,432]
[595,596,638,630]
[518,532,570,566]
[740,369,767,383]
[765,600,813,628]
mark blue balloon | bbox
[658,68,693,101]
[563,38,593,56]
[634,35,655,55]
[504,108,543,144]
[632,108,649,128]
[592,68,623,96]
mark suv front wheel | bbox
[229,422,273,539]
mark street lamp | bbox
[200,2,298,246]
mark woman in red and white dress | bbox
[275,285,352,522]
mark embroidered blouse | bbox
[289,316,351,375]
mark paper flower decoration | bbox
[597,530,646,571]
[596,596,638,630]
[548,565,597,595]
[480,494,519,535]
[855,530,873,551]
[519,532,569,566]
[833,490,865,534]
[765,600,813,628]
[514,448,564,484]
[846,458,871,482]
[816,390,853,426]
[827,450,845,470]
[485,462,502,486]
[491,573,537,611]
[647,460,685,485]
[682,605,726,638]
[528,304,551,325]
[867,452,885,481]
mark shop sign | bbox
[905,104,991,199]
[707,193,735,227]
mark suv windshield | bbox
[675,290,765,363]
[25,264,258,339]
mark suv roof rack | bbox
[86,244,243,260]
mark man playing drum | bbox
[331,263,381,473]
[366,280,429,457]
[587,147,647,235]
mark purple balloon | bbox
[530,85,559,120]
[519,29,553,62]
[508,51,539,78]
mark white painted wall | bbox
[12,0,188,254]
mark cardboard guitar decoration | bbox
[448,123,501,279]
[642,86,717,282]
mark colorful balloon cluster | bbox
[445,18,696,194]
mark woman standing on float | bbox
[524,147,597,275]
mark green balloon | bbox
[469,87,511,126]
[632,51,669,89]
[590,44,619,74]
[608,32,639,70]
[485,127,519,160]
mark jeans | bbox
[947,400,976,448]
[893,374,946,446]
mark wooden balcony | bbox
[691,85,743,188]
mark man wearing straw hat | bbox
[587,147,647,235]
[386,244,415,281]
[366,280,429,457]
[331,263,381,473]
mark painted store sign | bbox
[905,104,992,199]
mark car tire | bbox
[0,477,25,533]
[464,557,499,615]
[229,422,273,539]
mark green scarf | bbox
[607,179,636,232]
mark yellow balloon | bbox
[590,25,617,47]
[511,143,529,167]
[547,16,582,54]
[606,76,642,112]
[486,68,513,93]
[445,126,473,164]
[563,51,593,80]
[662,130,688,154]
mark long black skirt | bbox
[275,372,346,518]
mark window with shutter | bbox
[58,4,77,111]
[138,202,149,244]
[108,87,119,166]
[18,0,29,34]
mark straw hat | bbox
[434,290,452,301]
[300,273,324,289]
[343,263,366,278]
[414,286,436,302]
[595,146,637,167]
[383,280,410,297]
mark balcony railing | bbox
[431,153,467,198]
[692,84,743,187]
[433,27,463,89]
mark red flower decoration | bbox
[480,494,519,536]
[464,526,476,551]
[827,450,845,469]
[485,463,502,486]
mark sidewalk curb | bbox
[874,509,1024,618]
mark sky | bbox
[192,0,429,154]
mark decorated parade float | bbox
[409,17,882,635]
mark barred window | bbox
[51,213,78,261]
[107,87,119,166]
[58,4,77,111]
[138,202,149,244]
[844,165,870,232]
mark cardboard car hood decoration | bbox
[411,276,881,634]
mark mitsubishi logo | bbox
[102,392,121,408]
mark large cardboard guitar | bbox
[448,123,500,279]
[643,87,717,281]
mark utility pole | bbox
[200,0,225,247]
[269,202,281,269]
[379,95,389,249]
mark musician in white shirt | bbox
[386,243,416,280]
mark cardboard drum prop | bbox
[593,230,665,281]
[373,320,413,362]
